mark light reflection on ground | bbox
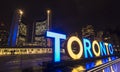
[49,57,120,72]
[70,56,119,72]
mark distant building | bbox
[81,25,95,40]
[95,31,104,41]
[0,23,9,47]
[17,22,27,47]
[8,9,52,47]
[31,20,48,47]
[8,9,27,47]
[27,10,52,47]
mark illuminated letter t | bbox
[46,31,66,62]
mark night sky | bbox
[0,0,120,34]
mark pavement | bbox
[0,54,53,72]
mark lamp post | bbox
[47,9,51,30]
[18,9,23,22]
[46,9,52,47]
[17,9,23,70]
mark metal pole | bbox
[32,22,34,43]
[47,10,51,30]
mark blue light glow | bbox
[108,44,114,55]
[46,31,66,62]
[12,24,18,46]
[104,67,111,72]
[111,56,116,60]
[102,58,108,64]
[86,62,95,70]
[83,38,93,58]
[99,42,107,56]
[112,63,117,72]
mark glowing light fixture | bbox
[99,42,107,56]
[83,38,93,58]
[67,36,83,59]
[19,9,23,15]
[47,9,51,14]
[108,44,114,55]
[92,40,100,57]
[46,31,66,62]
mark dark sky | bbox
[0,0,120,34]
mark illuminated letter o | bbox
[67,36,83,59]
[92,40,100,57]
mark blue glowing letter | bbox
[46,31,66,62]
[108,44,114,55]
[83,38,93,58]
[99,42,107,56]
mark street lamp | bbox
[17,9,24,22]
[46,9,52,47]
[19,9,23,16]
[47,9,51,14]
[47,9,51,30]
[18,9,24,69]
